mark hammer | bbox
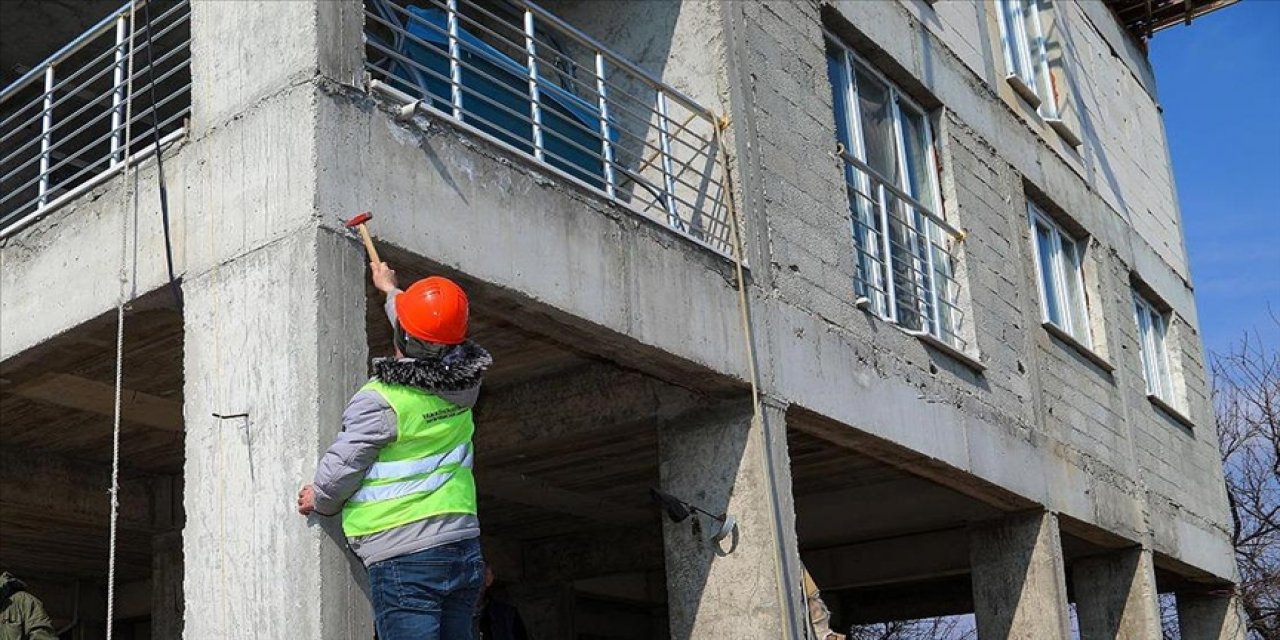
[343,211,381,263]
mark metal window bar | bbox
[0,0,192,236]
[364,14,725,224]
[840,148,967,350]
[364,0,732,256]
[370,1,719,168]
[366,0,725,205]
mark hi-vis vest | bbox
[341,379,477,538]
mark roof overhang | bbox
[1103,0,1240,41]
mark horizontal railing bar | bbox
[365,0,731,254]
[0,52,189,163]
[369,78,732,254]
[1,1,136,100]
[0,89,188,201]
[516,1,710,118]
[1,0,185,102]
[366,8,720,158]
[370,49,725,200]
[0,16,189,134]
[2,106,188,214]
[0,127,185,238]
[839,148,961,238]
[0,62,189,174]
[382,0,710,120]
[371,1,718,147]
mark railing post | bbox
[111,14,128,166]
[595,52,616,199]
[38,66,55,208]
[524,9,544,161]
[447,0,463,121]
[877,182,897,322]
[923,218,943,340]
[656,90,681,229]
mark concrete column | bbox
[1072,548,1161,639]
[189,0,362,134]
[182,227,371,639]
[1176,591,1249,640]
[658,398,804,639]
[152,530,184,639]
[969,511,1072,640]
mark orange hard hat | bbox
[395,276,469,345]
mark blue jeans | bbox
[368,538,485,640]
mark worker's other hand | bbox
[371,261,398,294]
[297,484,316,516]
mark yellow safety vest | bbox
[341,379,477,537]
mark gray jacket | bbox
[313,294,492,566]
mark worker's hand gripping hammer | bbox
[343,211,381,263]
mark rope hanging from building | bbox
[105,2,143,638]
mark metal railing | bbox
[0,0,191,235]
[839,148,968,351]
[364,0,733,255]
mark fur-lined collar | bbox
[371,341,492,391]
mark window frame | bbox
[1133,291,1175,402]
[1027,202,1091,347]
[826,39,963,350]
[995,0,1057,116]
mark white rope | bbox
[106,3,141,638]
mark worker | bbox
[297,261,492,640]
[0,572,57,640]
[803,567,846,640]
[473,565,529,640]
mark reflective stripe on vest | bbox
[341,379,478,538]
[348,441,474,502]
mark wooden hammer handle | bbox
[357,224,381,264]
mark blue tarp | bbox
[385,5,615,187]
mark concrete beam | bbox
[10,372,182,431]
[522,527,664,585]
[0,451,153,526]
[970,511,1072,640]
[1176,592,1249,640]
[802,528,970,591]
[475,362,704,455]
[1072,548,1161,639]
[477,468,652,527]
[831,574,975,625]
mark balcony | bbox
[0,0,191,236]
[839,147,970,357]
[364,0,734,257]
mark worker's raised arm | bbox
[307,390,397,516]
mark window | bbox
[826,37,966,351]
[995,0,1055,115]
[1028,203,1090,346]
[1134,292,1174,402]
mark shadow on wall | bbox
[1042,0,1135,224]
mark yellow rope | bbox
[716,118,803,639]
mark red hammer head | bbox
[344,211,373,228]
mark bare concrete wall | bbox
[721,0,1233,581]
[0,0,1237,612]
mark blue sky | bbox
[1149,0,1280,355]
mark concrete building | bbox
[0,0,1247,638]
